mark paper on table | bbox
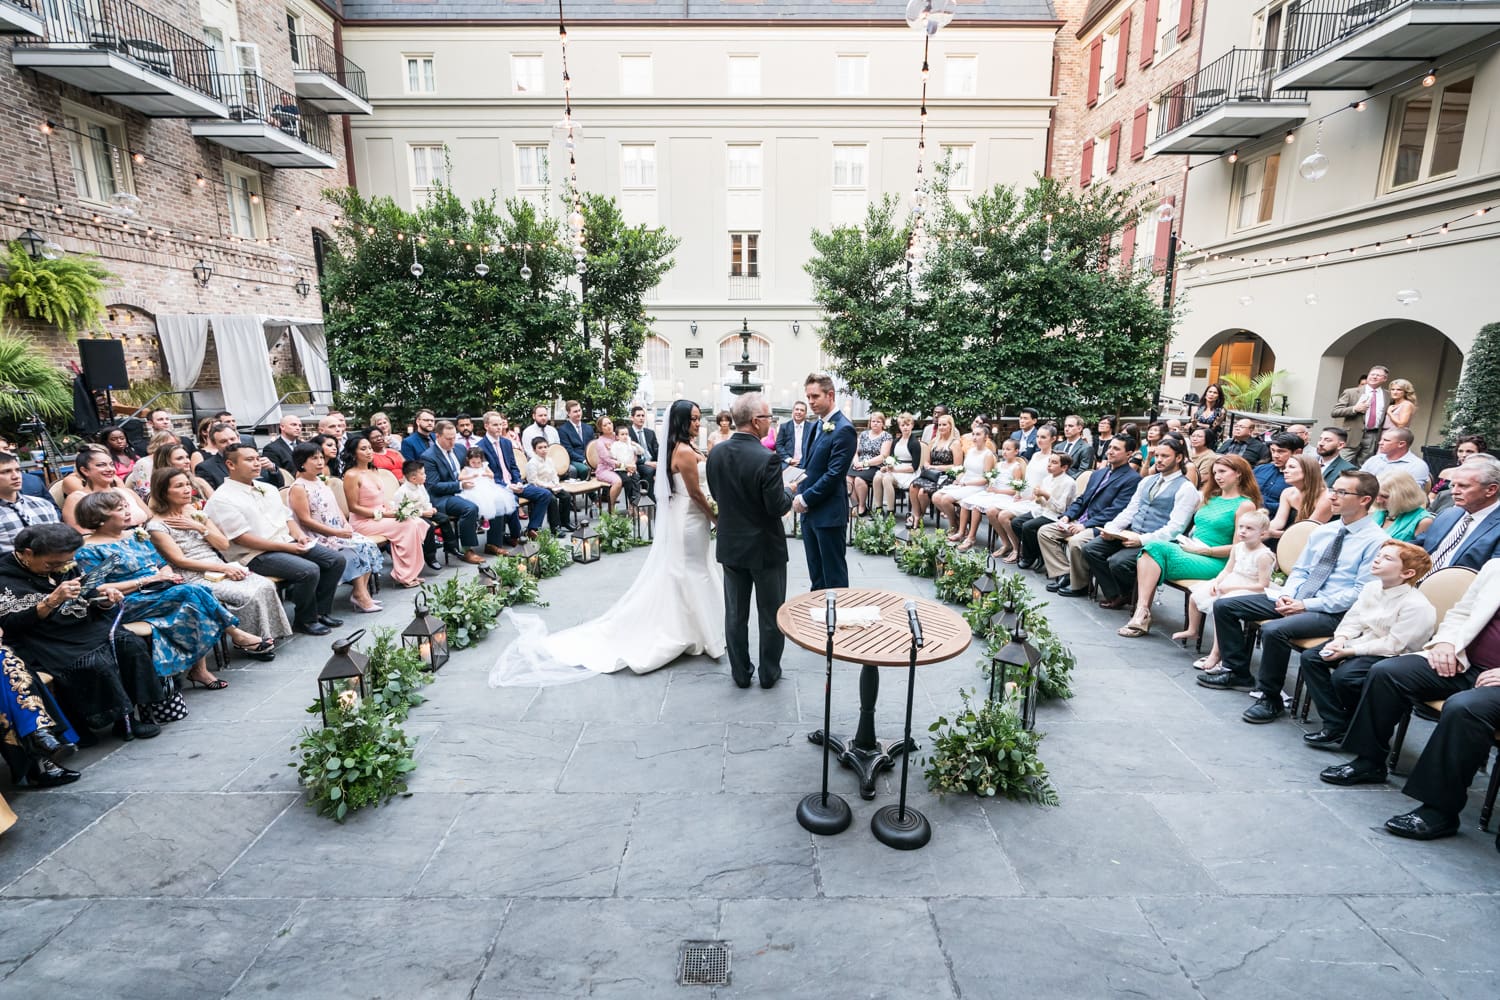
[807,605,882,627]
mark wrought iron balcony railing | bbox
[1153,48,1307,142]
[291,32,367,101]
[1284,0,1416,62]
[210,71,333,153]
[21,0,222,101]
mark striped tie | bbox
[1430,513,1474,571]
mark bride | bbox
[489,399,726,686]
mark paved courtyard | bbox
[1,543,1497,998]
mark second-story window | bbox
[410,143,444,197]
[620,55,652,96]
[512,54,545,95]
[1234,150,1280,230]
[944,55,977,97]
[941,144,973,189]
[835,54,868,96]
[727,144,762,188]
[405,55,435,94]
[224,165,266,239]
[517,144,550,188]
[729,233,759,277]
[832,145,867,189]
[1386,74,1472,191]
[621,143,656,188]
[62,107,131,205]
[728,55,760,96]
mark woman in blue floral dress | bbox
[286,442,383,614]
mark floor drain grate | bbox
[677,940,730,987]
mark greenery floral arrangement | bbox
[487,555,543,607]
[419,575,505,649]
[0,244,112,336]
[394,495,422,521]
[360,627,432,722]
[532,529,573,578]
[894,528,946,577]
[596,509,648,553]
[923,689,1057,805]
[963,573,1076,701]
[852,510,898,555]
[293,693,417,822]
[932,546,989,604]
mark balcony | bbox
[1275,0,1500,91]
[14,0,226,117]
[0,0,45,36]
[728,274,761,300]
[291,33,372,115]
[1147,48,1310,156]
[191,73,336,169]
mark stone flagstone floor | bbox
[1,543,1497,998]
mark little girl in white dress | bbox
[1188,508,1277,672]
[459,447,518,521]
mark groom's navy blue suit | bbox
[798,410,856,590]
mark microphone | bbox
[905,600,924,648]
[825,590,837,636]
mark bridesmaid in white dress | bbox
[934,422,996,546]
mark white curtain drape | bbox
[207,314,280,426]
[155,314,211,390]
[289,323,333,407]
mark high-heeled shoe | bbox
[233,637,277,662]
[188,675,229,690]
[353,601,384,614]
[1117,610,1152,638]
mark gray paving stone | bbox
[1154,716,1334,789]
[660,667,802,723]
[1345,894,1500,999]
[558,723,725,793]
[981,791,1218,896]
[0,791,124,889]
[933,897,1201,999]
[718,898,955,999]
[723,722,832,794]
[1039,720,1217,794]
[227,898,504,999]
[4,792,295,898]
[0,898,87,979]
[77,721,302,793]
[1309,786,1500,893]
[405,720,582,793]
[475,898,719,999]
[616,793,816,898]
[415,792,636,897]
[1139,895,1445,999]
[523,670,672,722]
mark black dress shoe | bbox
[23,729,77,765]
[318,615,344,628]
[1045,575,1068,592]
[27,759,81,787]
[1302,728,1347,750]
[1017,559,1036,571]
[732,674,752,689]
[1055,586,1091,598]
[296,621,332,636]
[112,715,161,741]
[1320,759,1388,786]
[1384,809,1459,841]
[425,559,444,572]
[1242,700,1283,724]
[1197,671,1255,691]
[759,669,782,690]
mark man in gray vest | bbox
[1082,436,1200,610]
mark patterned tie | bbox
[1297,525,1347,598]
[1147,476,1163,504]
[1365,391,1379,430]
[1430,513,1474,570]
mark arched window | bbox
[718,332,771,384]
[638,334,671,385]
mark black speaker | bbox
[78,340,129,392]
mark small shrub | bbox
[852,510,898,555]
[292,694,416,822]
[924,689,1057,805]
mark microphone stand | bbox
[871,599,932,850]
[7,389,62,482]
[797,589,851,836]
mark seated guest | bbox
[0,638,81,787]
[1056,414,1093,477]
[935,421,1000,549]
[1038,435,1140,594]
[0,436,51,503]
[145,407,196,455]
[1415,455,1500,573]
[1298,541,1435,751]
[458,441,517,522]
[1119,452,1257,637]
[971,425,1058,557]
[1254,433,1302,517]
[952,434,1024,551]
[520,403,561,456]
[872,412,919,514]
[130,440,211,506]
[1316,560,1500,844]
[123,431,178,497]
[1010,407,1041,460]
[775,400,814,468]
[477,411,554,543]
[368,411,394,440]
[995,449,1077,564]
[627,405,659,483]
[1268,454,1332,539]
[706,411,734,453]
[454,413,482,452]
[524,436,574,534]
[907,413,964,529]
[1315,427,1356,487]
[557,400,593,478]
[367,427,405,476]
[204,443,347,636]
[100,426,137,482]
[1361,427,1430,488]
[310,433,342,478]
[1136,421,1168,466]
[1081,436,1200,614]
[1179,508,1277,668]
[62,444,151,529]
[393,461,448,569]
[919,404,949,445]
[1198,471,1388,723]
[343,438,432,588]
[592,415,627,509]
[1286,423,1314,456]
[1187,427,1217,486]
[1093,416,1117,468]
[0,524,166,741]
[72,492,268,691]
[610,423,644,505]
[0,451,60,553]
[211,410,251,446]
[421,420,499,563]
[287,443,382,613]
[1218,417,1269,466]
[193,423,239,490]
[261,414,303,477]
[190,416,219,472]
[1374,470,1434,541]
[146,468,288,651]
[400,409,438,463]
[847,412,892,518]
[1428,435,1485,512]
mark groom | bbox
[707,393,794,689]
[792,372,856,590]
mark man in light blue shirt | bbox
[1199,470,1389,723]
[1360,428,1431,488]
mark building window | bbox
[286,11,302,64]
[619,54,652,96]
[1156,1,1179,58]
[941,144,972,189]
[639,334,671,385]
[223,165,265,239]
[410,143,444,193]
[1098,29,1120,100]
[944,55,977,97]
[1234,151,1280,230]
[517,144,550,188]
[835,54,868,96]
[621,143,656,188]
[1385,75,1472,191]
[730,232,759,277]
[512,54,545,95]
[719,333,770,380]
[728,55,760,96]
[62,108,130,205]
[1092,130,1112,180]
[404,55,435,94]
[727,144,762,188]
[832,145,867,189]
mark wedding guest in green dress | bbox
[1373,470,1434,542]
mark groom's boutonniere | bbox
[822,420,835,434]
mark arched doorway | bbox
[1197,329,1277,387]
[1320,319,1463,447]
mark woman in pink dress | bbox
[342,436,430,588]
[592,415,624,509]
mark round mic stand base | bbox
[796,791,852,836]
[871,803,931,850]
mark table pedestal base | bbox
[871,803,931,850]
[807,730,916,800]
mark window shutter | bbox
[1120,223,1137,273]
[1080,138,1094,186]
[1115,13,1131,87]
[1108,122,1122,173]
[1152,195,1176,274]
[1086,38,1102,107]
[1178,0,1193,41]
[1141,0,1159,66]
[1132,104,1149,159]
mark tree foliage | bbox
[0,244,112,337]
[0,325,74,424]
[321,184,676,422]
[805,175,1175,419]
[1444,320,1500,445]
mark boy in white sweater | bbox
[1298,540,1437,749]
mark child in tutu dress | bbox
[459,447,518,521]
[1187,508,1277,672]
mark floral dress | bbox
[851,430,891,483]
[292,479,383,584]
[73,534,238,678]
[146,518,291,638]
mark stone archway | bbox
[1315,319,1464,446]
[1189,328,1277,397]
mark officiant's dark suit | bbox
[708,427,794,689]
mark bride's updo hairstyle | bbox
[664,399,698,494]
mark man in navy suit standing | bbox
[420,420,494,564]
[1417,457,1500,574]
[556,400,593,479]
[774,400,814,469]
[792,373,856,590]
[476,411,553,544]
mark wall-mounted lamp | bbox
[191,259,212,287]
[294,276,311,298]
[690,320,698,337]
[16,227,46,261]
[792,320,801,337]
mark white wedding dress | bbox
[489,434,725,687]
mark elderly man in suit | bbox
[1037,435,1141,595]
[419,420,491,564]
[1319,561,1500,843]
[1217,417,1269,466]
[475,411,552,545]
[1416,456,1500,574]
[1330,364,1390,464]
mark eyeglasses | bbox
[753,413,771,422]
[1329,488,1363,497]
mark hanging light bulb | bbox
[575,260,587,275]
[409,241,423,278]
[1304,292,1318,306]
[1155,201,1176,223]
[1299,151,1329,181]
[475,242,490,278]
[1040,246,1053,264]
[905,0,958,36]
[519,248,531,281]
[1395,288,1422,306]
[1422,67,1437,87]
[1228,150,1239,164]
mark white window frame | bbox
[223,164,266,239]
[832,144,868,189]
[727,144,763,189]
[404,54,435,94]
[61,103,132,206]
[639,334,672,384]
[1093,129,1112,179]
[1156,2,1179,59]
[516,143,550,188]
[941,144,973,189]
[944,54,978,97]
[619,54,652,96]
[511,54,545,95]
[1232,149,1281,231]
[729,232,760,277]
[409,143,444,193]
[727,54,761,97]
[232,41,261,75]
[1097,28,1120,101]
[835,54,868,97]
[1382,72,1473,193]
[719,332,770,380]
[621,143,656,189]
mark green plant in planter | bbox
[964,573,1075,702]
[0,245,112,336]
[292,693,416,822]
[852,510,898,555]
[117,376,181,411]
[361,627,432,722]
[924,689,1057,805]
[595,509,648,553]
[488,555,543,607]
[0,327,73,424]
[419,575,504,649]
[274,372,311,401]
[532,529,573,578]
[894,528,946,577]
[932,546,988,604]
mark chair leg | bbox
[1480,745,1500,832]
[1387,709,1413,773]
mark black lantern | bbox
[294,275,311,298]
[991,623,1042,729]
[990,596,1019,637]
[971,552,999,606]
[17,228,46,261]
[402,591,449,671]
[571,519,601,563]
[316,629,368,726]
[934,546,950,581]
[191,258,213,287]
[477,562,501,596]
[514,539,542,578]
[632,493,656,542]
